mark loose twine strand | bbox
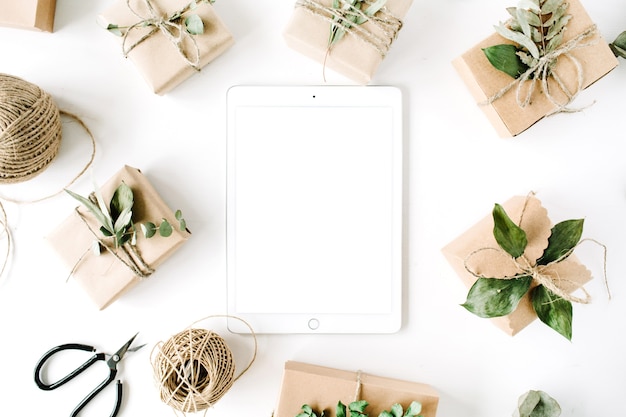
[121,0,202,70]
[295,0,403,58]
[151,315,257,416]
[463,194,611,306]
[0,73,96,282]
[482,25,599,115]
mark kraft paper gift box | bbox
[48,165,191,310]
[283,0,413,84]
[274,361,439,417]
[452,0,618,137]
[0,0,56,32]
[441,195,592,336]
[98,0,234,95]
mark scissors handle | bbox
[71,372,121,417]
[34,343,104,391]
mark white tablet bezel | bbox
[226,85,403,334]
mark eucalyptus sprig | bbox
[514,390,561,417]
[295,400,422,417]
[461,203,585,340]
[328,0,387,49]
[105,0,215,37]
[66,182,186,251]
[482,0,571,79]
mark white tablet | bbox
[226,85,403,334]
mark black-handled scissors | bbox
[34,333,145,417]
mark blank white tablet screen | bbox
[227,86,402,333]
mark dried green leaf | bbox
[540,0,562,14]
[110,182,134,223]
[483,44,529,78]
[91,240,101,256]
[492,203,528,258]
[185,14,204,35]
[536,219,584,265]
[515,390,562,417]
[106,24,123,36]
[462,276,533,318]
[404,402,422,417]
[66,189,114,236]
[494,23,541,59]
[532,285,573,340]
[610,31,626,59]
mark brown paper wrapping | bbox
[0,0,56,32]
[441,195,592,336]
[283,0,413,84]
[452,0,618,137]
[98,0,234,95]
[47,165,191,310]
[274,361,439,417]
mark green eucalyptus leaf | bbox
[110,182,134,222]
[515,390,562,417]
[349,400,369,415]
[536,219,584,265]
[610,31,626,58]
[390,404,403,417]
[142,222,157,238]
[492,203,528,258]
[483,44,529,78]
[404,402,422,417]
[66,189,115,235]
[337,402,347,417]
[159,219,173,237]
[531,285,573,340]
[185,14,204,35]
[462,276,533,318]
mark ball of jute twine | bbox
[151,316,257,415]
[0,73,96,282]
[0,73,62,183]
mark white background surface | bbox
[1,0,626,416]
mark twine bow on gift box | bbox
[461,194,609,340]
[295,0,403,58]
[108,0,213,70]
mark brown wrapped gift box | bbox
[283,0,413,84]
[0,0,56,32]
[99,0,234,95]
[274,361,439,417]
[441,195,592,336]
[47,165,191,310]
[452,0,618,137]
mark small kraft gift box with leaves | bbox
[98,0,234,95]
[442,194,608,340]
[283,0,413,84]
[274,361,439,417]
[48,165,191,310]
[0,0,56,32]
[453,0,617,137]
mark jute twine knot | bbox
[0,73,62,184]
[151,316,257,415]
[122,0,202,70]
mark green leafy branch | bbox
[106,0,215,37]
[328,0,387,49]
[461,203,584,340]
[66,182,186,250]
[295,400,422,417]
[610,31,626,59]
[482,0,571,79]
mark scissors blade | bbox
[106,332,145,369]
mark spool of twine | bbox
[0,73,62,183]
[152,317,257,415]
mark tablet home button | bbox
[308,318,320,330]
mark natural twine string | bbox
[121,0,202,70]
[0,73,96,282]
[151,315,257,416]
[482,25,599,114]
[463,193,611,305]
[295,0,403,58]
